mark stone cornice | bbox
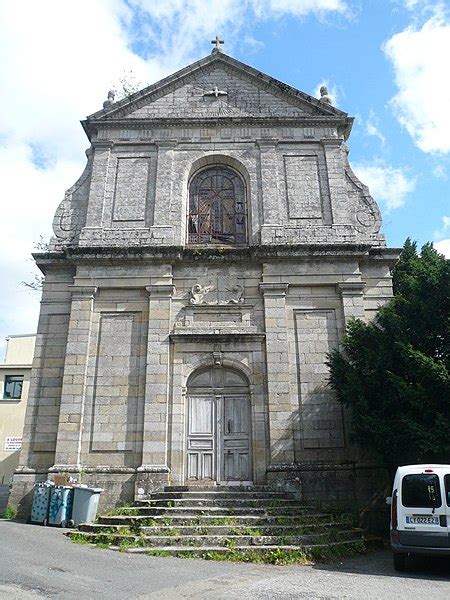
[91,115,349,127]
[146,284,176,296]
[335,282,366,296]
[259,282,289,296]
[69,285,97,299]
[32,244,400,273]
[170,332,265,343]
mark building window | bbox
[188,166,246,245]
[3,375,24,400]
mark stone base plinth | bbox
[135,468,170,500]
[267,462,390,534]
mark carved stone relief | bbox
[189,281,244,305]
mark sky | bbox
[0,0,449,357]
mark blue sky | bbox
[0,0,449,356]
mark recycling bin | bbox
[48,486,74,527]
[30,483,52,525]
[71,486,103,526]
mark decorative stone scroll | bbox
[51,148,93,247]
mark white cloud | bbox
[434,239,450,257]
[351,164,417,211]
[130,0,349,64]
[384,7,450,153]
[432,164,447,180]
[268,0,348,17]
[0,0,354,356]
[433,215,450,241]
[366,110,386,145]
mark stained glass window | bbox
[188,166,246,245]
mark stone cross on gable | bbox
[211,35,224,53]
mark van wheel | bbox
[393,553,406,572]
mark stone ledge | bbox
[170,331,265,343]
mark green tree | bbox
[328,240,449,470]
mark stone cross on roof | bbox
[211,35,224,53]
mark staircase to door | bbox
[72,485,377,560]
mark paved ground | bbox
[0,520,449,599]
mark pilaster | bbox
[139,284,175,473]
[84,141,113,228]
[257,140,282,225]
[152,141,177,228]
[322,138,347,225]
[336,282,366,324]
[259,282,295,465]
[50,285,97,471]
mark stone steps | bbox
[80,521,349,536]
[138,491,297,501]
[72,528,362,548]
[135,498,303,508]
[113,505,320,517]
[165,485,274,492]
[69,485,368,562]
[127,539,373,556]
[97,513,337,526]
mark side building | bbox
[0,334,35,512]
[11,48,399,515]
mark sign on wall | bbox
[4,437,22,452]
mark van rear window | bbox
[445,475,450,507]
[401,474,441,508]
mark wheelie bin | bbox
[71,486,103,525]
[48,486,74,527]
[30,483,52,525]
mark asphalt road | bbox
[0,520,449,599]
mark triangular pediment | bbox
[86,52,347,125]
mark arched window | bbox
[188,166,246,245]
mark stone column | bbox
[259,282,295,465]
[136,284,175,499]
[50,286,97,472]
[336,282,366,324]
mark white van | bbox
[387,464,450,571]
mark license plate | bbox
[406,515,440,525]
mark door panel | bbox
[221,395,251,482]
[186,384,251,484]
[189,396,214,435]
[187,396,215,481]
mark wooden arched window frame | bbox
[188,166,247,245]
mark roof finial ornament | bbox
[103,90,115,109]
[211,35,224,54]
[319,85,332,105]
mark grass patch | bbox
[68,532,91,545]
[145,550,173,558]
[107,503,140,516]
[0,506,17,520]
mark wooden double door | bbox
[186,367,252,484]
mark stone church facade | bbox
[11,47,398,513]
